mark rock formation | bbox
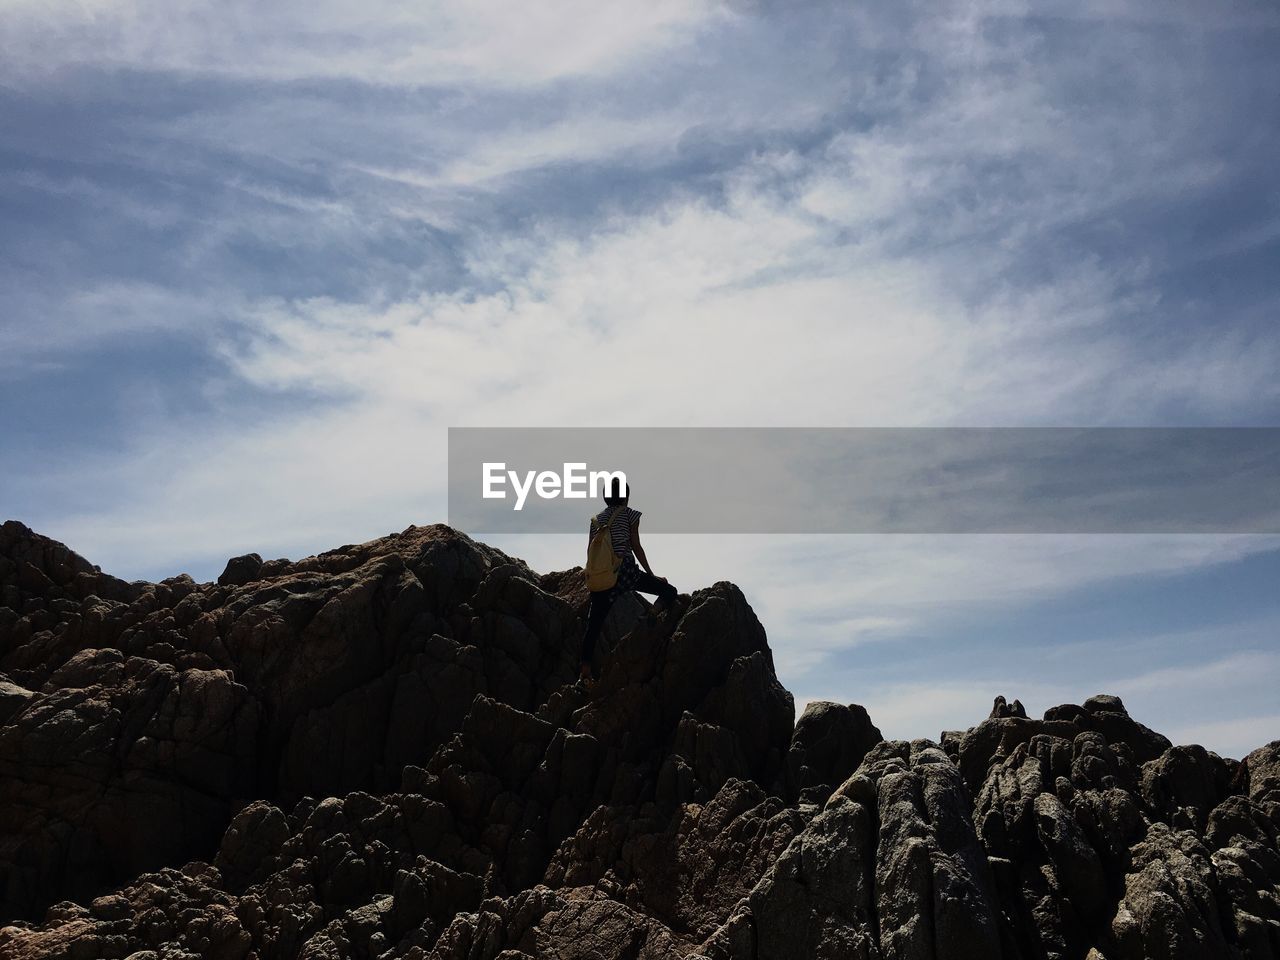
[0,518,1277,959]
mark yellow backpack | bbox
[584,507,625,591]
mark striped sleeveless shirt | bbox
[589,506,642,588]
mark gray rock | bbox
[1109,825,1236,960]
[787,700,883,803]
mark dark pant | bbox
[581,570,678,666]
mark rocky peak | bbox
[1,522,1278,960]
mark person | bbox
[579,479,677,683]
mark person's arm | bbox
[630,519,664,579]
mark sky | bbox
[3,0,1279,758]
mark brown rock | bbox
[3,522,1277,960]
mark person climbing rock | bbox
[579,479,677,683]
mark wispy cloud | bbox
[1,0,724,87]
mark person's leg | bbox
[631,570,678,606]
[580,587,618,678]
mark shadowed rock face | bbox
[1,519,1277,960]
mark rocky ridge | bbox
[0,519,1277,959]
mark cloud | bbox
[12,0,1279,597]
[0,0,724,87]
[677,533,1280,670]
[149,0,1276,434]
[0,283,231,369]
[1166,716,1280,761]
[357,112,694,191]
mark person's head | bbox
[603,476,629,507]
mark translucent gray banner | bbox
[447,428,1280,533]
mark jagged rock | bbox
[2,522,1277,960]
[696,791,880,960]
[0,525,524,919]
[1045,694,1172,766]
[0,862,247,960]
[217,553,263,587]
[213,801,291,891]
[0,651,260,917]
[869,741,1005,959]
[0,675,33,724]
[989,695,1027,720]
[702,739,1008,960]
[1109,824,1236,960]
[544,777,804,947]
[425,885,687,960]
[787,700,883,803]
[1245,740,1280,816]
[959,693,1170,798]
[1141,744,1233,833]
